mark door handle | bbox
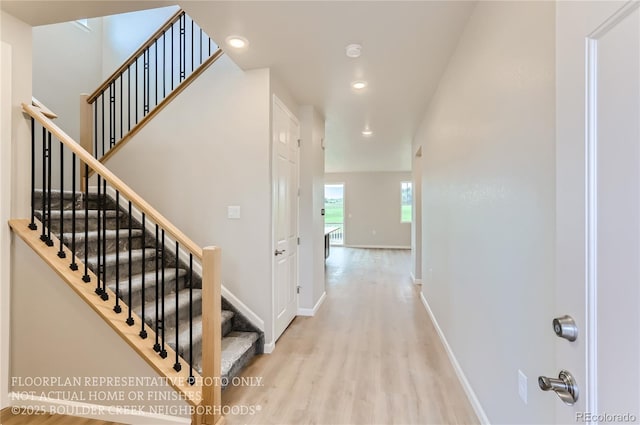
[274,249,286,256]
[538,370,579,405]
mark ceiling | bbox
[2,1,475,172]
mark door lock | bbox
[553,315,578,341]
[538,370,579,405]
[274,249,286,256]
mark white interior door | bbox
[273,96,300,341]
[556,2,640,422]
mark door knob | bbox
[274,249,286,256]
[538,370,579,405]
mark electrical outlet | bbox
[518,370,528,404]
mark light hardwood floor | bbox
[222,247,479,425]
[0,407,123,425]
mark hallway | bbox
[223,247,479,425]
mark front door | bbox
[273,96,300,341]
[555,2,640,422]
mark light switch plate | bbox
[228,206,241,219]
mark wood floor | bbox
[223,247,479,425]
[0,407,123,425]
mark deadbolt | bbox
[553,315,578,341]
[538,370,579,405]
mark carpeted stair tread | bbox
[164,311,235,355]
[107,268,187,298]
[63,229,144,242]
[86,248,156,268]
[136,287,202,325]
[221,331,260,379]
[37,209,118,219]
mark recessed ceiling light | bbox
[226,35,249,49]
[362,129,373,136]
[351,81,367,90]
[345,43,362,58]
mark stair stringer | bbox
[9,219,204,408]
[103,184,266,346]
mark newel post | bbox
[196,246,223,425]
[79,94,93,192]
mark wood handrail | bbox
[87,8,185,103]
[21,102,203,260]
[32,97,57,119]
[94,48,225,169]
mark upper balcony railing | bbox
[85,9,223,163]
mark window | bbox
[401,181,412,223]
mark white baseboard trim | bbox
[419,292,490,425]
[9,392,190,425]
[297,291,326,316]
[221,285,264,331]
[344,244,411,250]
[263,342,275,354]
[100,186,265,333]
[410,273,422,285]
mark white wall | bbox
[105,55,276,343]
[413,2,556,423]
[1,11,32,409]
[411,147,422,283]
[33,18,103,143]
[10,237,190,420]
[325,171,411,248]
[298,106,325,314]
[101,6,179,79]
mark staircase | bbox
[33,190,263,385]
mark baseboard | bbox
[419,292,490,425]
[297,291,326,316]
[344,244,411,250]
[9,392,190,424]
[101,186,265,333]
[410,273,422,285]
[221,285,264,331]
[263,342,275,354]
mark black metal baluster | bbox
[191,18,194,73]
[180,14,186,82]
[93,102,98,159]
[114,190,121,313]
[57,141,66,258]
[208,37,211,56]
[128,66,131,132]
[45,131,53,247]
[160,229,167,358]
[171,23,174,90]
[188,253,194,385]
[155,42,158,107]
[139,213,148,339]
[135,59,139,125]
[82,163,90,283]
[101,178,108,301]
[95,175,103,295]
[173,240,181,372]
[109,82,115,149]
[120,75,123,141]
[144,50,150,116]
[126,201,134,326]
[199,28,203,66]
[101,93,105,157]
[40,127,47,242]
[70,153,78,271]
[153,224,161,353]
[29,118,37,231]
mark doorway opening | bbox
[324,184,344,245]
